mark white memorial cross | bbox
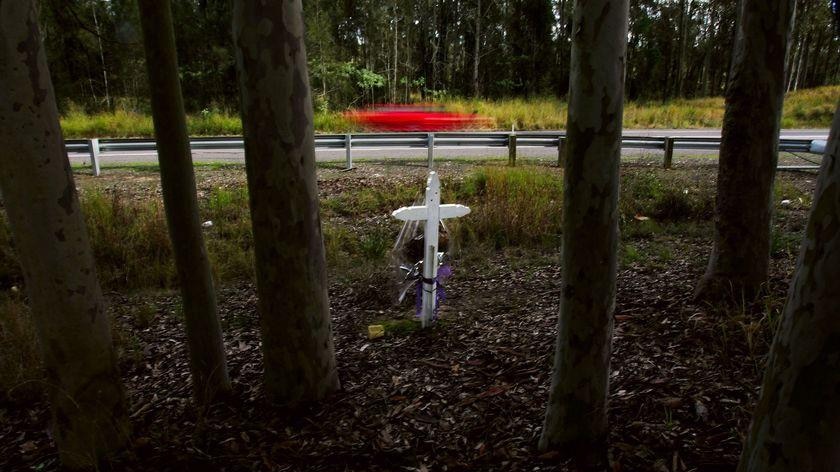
[392,171,470,327]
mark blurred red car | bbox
[345,104,490,132]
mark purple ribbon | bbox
[415,264,452,320]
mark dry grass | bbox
[0,294,40,400]
[59,86,839,138]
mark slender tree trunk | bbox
[314,1,327,100]
[803,30,824,89]
[0,1,129,467]
[137,0,231,405]
[700,5,714,96]
[677,0,689,97]
[431,2,440,92]
[91,2,110,109]
[539,0,628,468]
[792,31,809,91]
[393,14,399,103]
[695,0,796,302]
[473,0,481,97]
[737,104,840,471]
[786,36,801,92]
[783,7,798,93]
[232,0,340,404]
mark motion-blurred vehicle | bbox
[345,104,490,132]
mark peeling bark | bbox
[695,0,796,302]
[737,104,840,471]
[232,0,340,404]
[0,1,129,468]
[138,0,231,404]
[539,0,628,468]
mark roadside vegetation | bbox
[0,161,814,399]
[59,85,839,138]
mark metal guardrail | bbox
[67,132,825,176]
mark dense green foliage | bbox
[41,0,838,114]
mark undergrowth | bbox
[0,293,39,400]
[0,165,810,399]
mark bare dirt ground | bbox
[0,159,819,471]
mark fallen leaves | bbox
[0,164,817,472]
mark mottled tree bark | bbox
[232,0,340,403]
[695,0,796,301]
[0,1,129,467]
[737,104,840,471]
[539,0,628,468]
[137,0,230,404]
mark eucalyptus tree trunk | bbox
[232,0,340,404]
[473,0,481,97]
[737,104,840,471]
[539,0,628,467]
[0,1,129,467]
[695,0,796,302]
[676,0,689,97]
[137,0,231,404]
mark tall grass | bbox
[0,294,40,400]
[203,187,254,281]
[450,167,565,247]
[0,166,727,296]
[446,166,716,249]
[59,86,840,138]
[0,165,765,402]
[82,191,175,288]
[620,171,715,222]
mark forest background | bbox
[43,0,839,136]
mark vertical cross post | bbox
[421,173,441,327]
[345,133,353,169]
[391,171,471,328]
[88,138,101,176]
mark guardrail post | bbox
[508,132,517,166]
[427,132,435,168]
[88,138,101,176]
[557,136,566,168]
[345,133,353,169]
[663,137,674,169]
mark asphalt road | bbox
[67,129,829,167]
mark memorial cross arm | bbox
[392,204,471,221]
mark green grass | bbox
[82,191,176,288]
[449,166,565,248]
[620,171,715,223]
[321,184,422,217]
[203,187,255,281]
[59,86,840,138]
[1,165,712,294]
[0,164,812,400]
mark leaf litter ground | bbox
[1,157,818,471]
